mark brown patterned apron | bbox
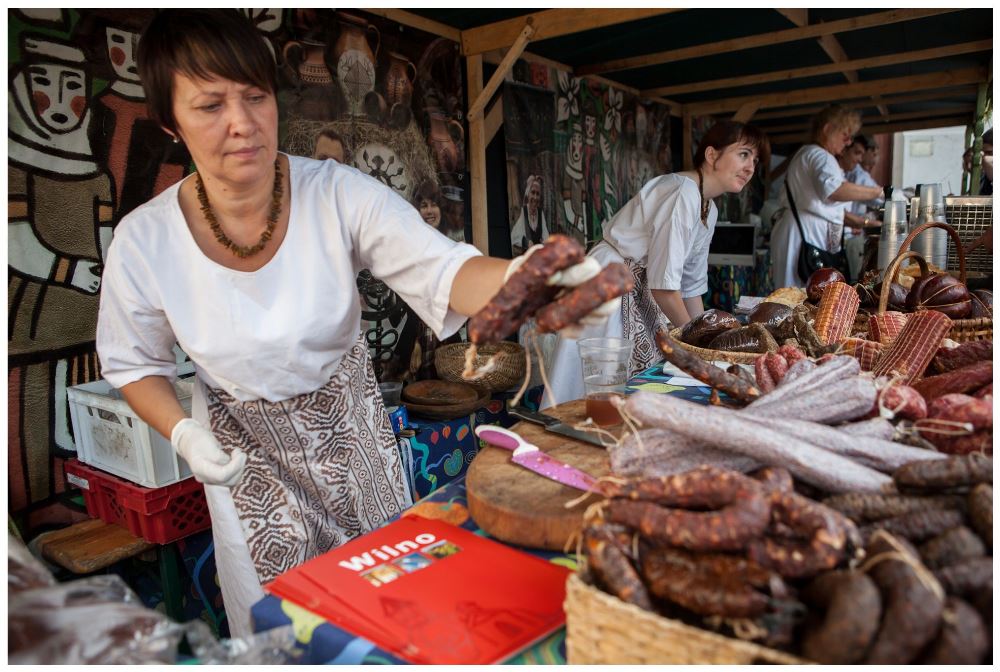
[597,240,667,377]
[205,339,409,584]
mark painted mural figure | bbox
[562,121,586,237]
[88,21,189,218]
[8,34,113,507]
[509,175,549,256]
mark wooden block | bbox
[36,519,155,574]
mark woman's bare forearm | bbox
[120,376,189,441]
[448,256,511,316]
[829,182,882,203]
[652,288,692,328]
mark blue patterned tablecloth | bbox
[250,362,714,664]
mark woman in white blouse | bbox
[509,174,549,256]
[770,105,883,288]
[96,10,603,636]
[544,121,769,407]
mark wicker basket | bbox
[667,328,760,365]
[564,574,808,665]
[434,341,526,393]
[875,222,992,344]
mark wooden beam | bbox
[361,9,462,42]
[752,86,980,121]
[775,8,808,27]
[576,8,959,76]
[770,116,972,144]
[686,67,988,116]
[461,8,681,57]
[484,96,504,145]
[642,41,992,98]
[733,101,762,123]
[468,22,534,121]
[760,105,976,134]
[466,54,488,254]
[482,45,683,117]
[682,111,693,171]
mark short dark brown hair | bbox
[137,9,277,134]
[410,179,442,209]
[694,120,771,173]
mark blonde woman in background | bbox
[770,105,883,288]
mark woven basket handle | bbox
[896,221,967,284]
[878,250,929,315]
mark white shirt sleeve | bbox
[646,181,702,292]
[681,204,717,298]
[806,147,846,201]
[337,171,482,339]
[97,235,180,388]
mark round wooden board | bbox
[466,399,613,551]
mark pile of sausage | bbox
[582,455,992,664]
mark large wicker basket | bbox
[667,328,761,365]
[873,222,992,343]
[564,574,808,665]
[434,341,526,393]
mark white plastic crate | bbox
[67,375,195,488]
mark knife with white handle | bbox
[474,425,600,492]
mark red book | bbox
[264,515,570,664]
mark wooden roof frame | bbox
[363,8,992,251]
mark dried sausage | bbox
[800,571,882,664]
[467,234,584,344]
[534,263,633,333]
[583,522,653,611]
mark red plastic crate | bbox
[64,459,211,544]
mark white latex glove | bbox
[171,418,247,487]
[505,247,621,339]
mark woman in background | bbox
[770,105,883,288]
[544,120,769,407]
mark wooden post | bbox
[962,124,974,195]
[682,110,693,171]
[969,82,988,196]
[467,54,489,253]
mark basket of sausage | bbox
[853,222,992,344]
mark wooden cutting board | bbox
[466,399,614,551]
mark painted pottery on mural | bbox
[333,12,380,116]
[385,51,416,107]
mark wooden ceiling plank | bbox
[642,40,992,97]
[686,67,988,116]
[362,9,462,42]
[760,105,975,134]
[461,8,681,57]
[752,86,980,121]
[577,8,959,76]
[770,115,973,144]
[482,46,684,116]
[775,8,808,27]
[733,101,762,123]
[468,22,535,121]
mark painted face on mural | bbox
[568,128,584,170]
[170,72,278,187]
[313,135,345,163]
[26,63,88,134]
[417,198,441,228]
[584,113,597,142]
[106,27,140,83]
[526,179,542,216]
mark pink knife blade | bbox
[475,425,600,492]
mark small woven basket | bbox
[876,222,992,344]
[564,574,808,665]
[667,327,761,365]
[434,341,526,393]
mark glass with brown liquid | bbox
[578,337,633,427]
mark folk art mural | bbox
[7,9,466,527]
[503,60,674,255]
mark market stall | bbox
[8,7,993,666]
